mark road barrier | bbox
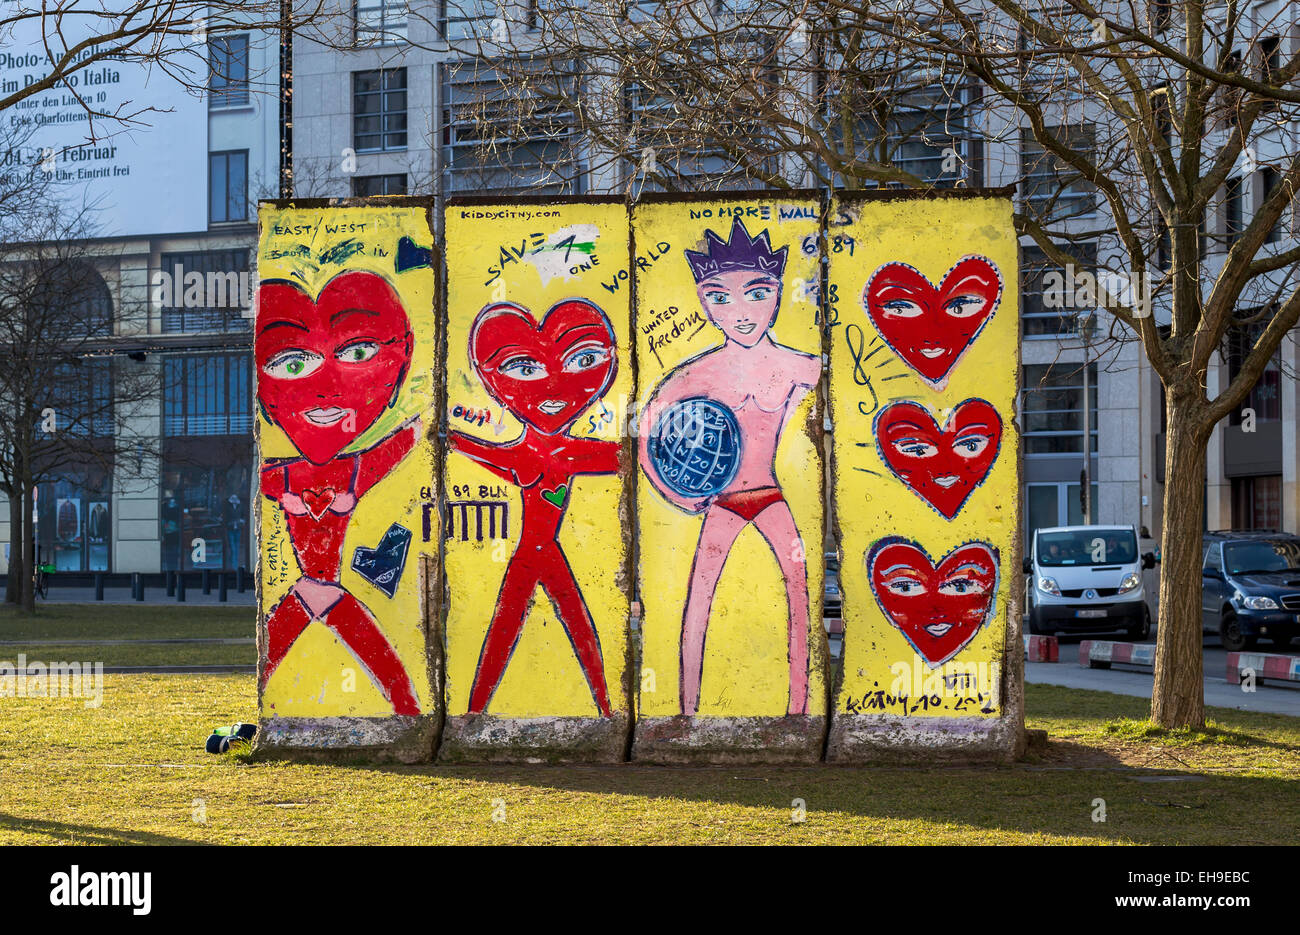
[1226,651,1300,686]
[1079,640,1155,669]
[1024,634,1059,662]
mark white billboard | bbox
[0,17,208,237]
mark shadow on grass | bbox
[0,813,206,845]
[287,739,1300,844]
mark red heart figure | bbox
[469,299,617,436]
[300,487,337,520]
[863,256,1002,389]
[874,399,1002,519]
[867,538,999,667]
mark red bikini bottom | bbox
[714,486,785,522]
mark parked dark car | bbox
[1201,531,1300,652]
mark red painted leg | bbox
[264,591,313,687]
[538,542,612,717]
[323,593,421,716]
[468,556,539,714]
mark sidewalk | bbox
[40,586,255,607]
[1025,660,1300,716]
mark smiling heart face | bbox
[868,539,999,667]
[257,271,414,465]
[874,399,1002,519]
[864,256,1002,388]
[469,299,617,436]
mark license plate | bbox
[1076,609,1107,618]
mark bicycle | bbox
[34,562,54,600]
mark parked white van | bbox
[1025,525,1156,639]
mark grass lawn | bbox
[0,603,253,641]
[0,672,1296,845]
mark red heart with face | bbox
[868,539,999,667]
[256,271,414,465]
[469,299,617,436]
[864,256,1002,388]
[874,399,1002,519]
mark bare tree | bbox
[0,196,161,613]
[425,0,1298,728]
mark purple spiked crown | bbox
[684,216,788,283]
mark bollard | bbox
[202,569,212,595]
[166,571,176,596]
[132,572,143,602]
[176,573,186,603]
[218,573,228,603]
[237,566,246,593]
[94,573,104,601]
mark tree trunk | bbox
[21,478,34,614]
[5,490,19,604]
[1151,393,1210,728]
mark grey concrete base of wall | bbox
[825,714,1021,765]
[438,714,630,763]
[632,715,827,764]
[254,715,438,764]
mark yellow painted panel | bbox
[442,201,632,719]
[828,195,1020,718]
[634,197,827,718]
[256,203,438,719]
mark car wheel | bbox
[1127,605,1152,641]
[1220,613,1250,653]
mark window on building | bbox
[354,69,407,153]
[841,76,975,188]
[1149,0,1172,32]
[1020,126,1097,222]
[1021,242,1099,337]
[209,150,248,223]
[1231,475,1282,531]
[1226,318,1281,425]
[161,353,253,572]
[623,38,776,192]
[41,358,115,440]
[1022,362,1099,455]
[355,0,408,45]
[209,34,249,107]
[159,249,251,333]
[163,353,253,437]
[38,469,113,572]
[1260,167,1287,244]
[441,60,582,195]
[160,457,252,572]
[441,0,497,40]
[1225,174,1245,247]
[351,173,408,196]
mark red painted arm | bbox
[356,419,420,497]
[561,436,621,475]
[448,430,540,487]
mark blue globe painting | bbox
[649,397,741,498]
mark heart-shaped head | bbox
[256,270,413,465]
[874,399,1002,519]
[864,256,1001,387]
[868,538,998,667]
[469,299,617,435]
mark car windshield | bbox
[1036,529,1137,566]
[1223,540,1300,575]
